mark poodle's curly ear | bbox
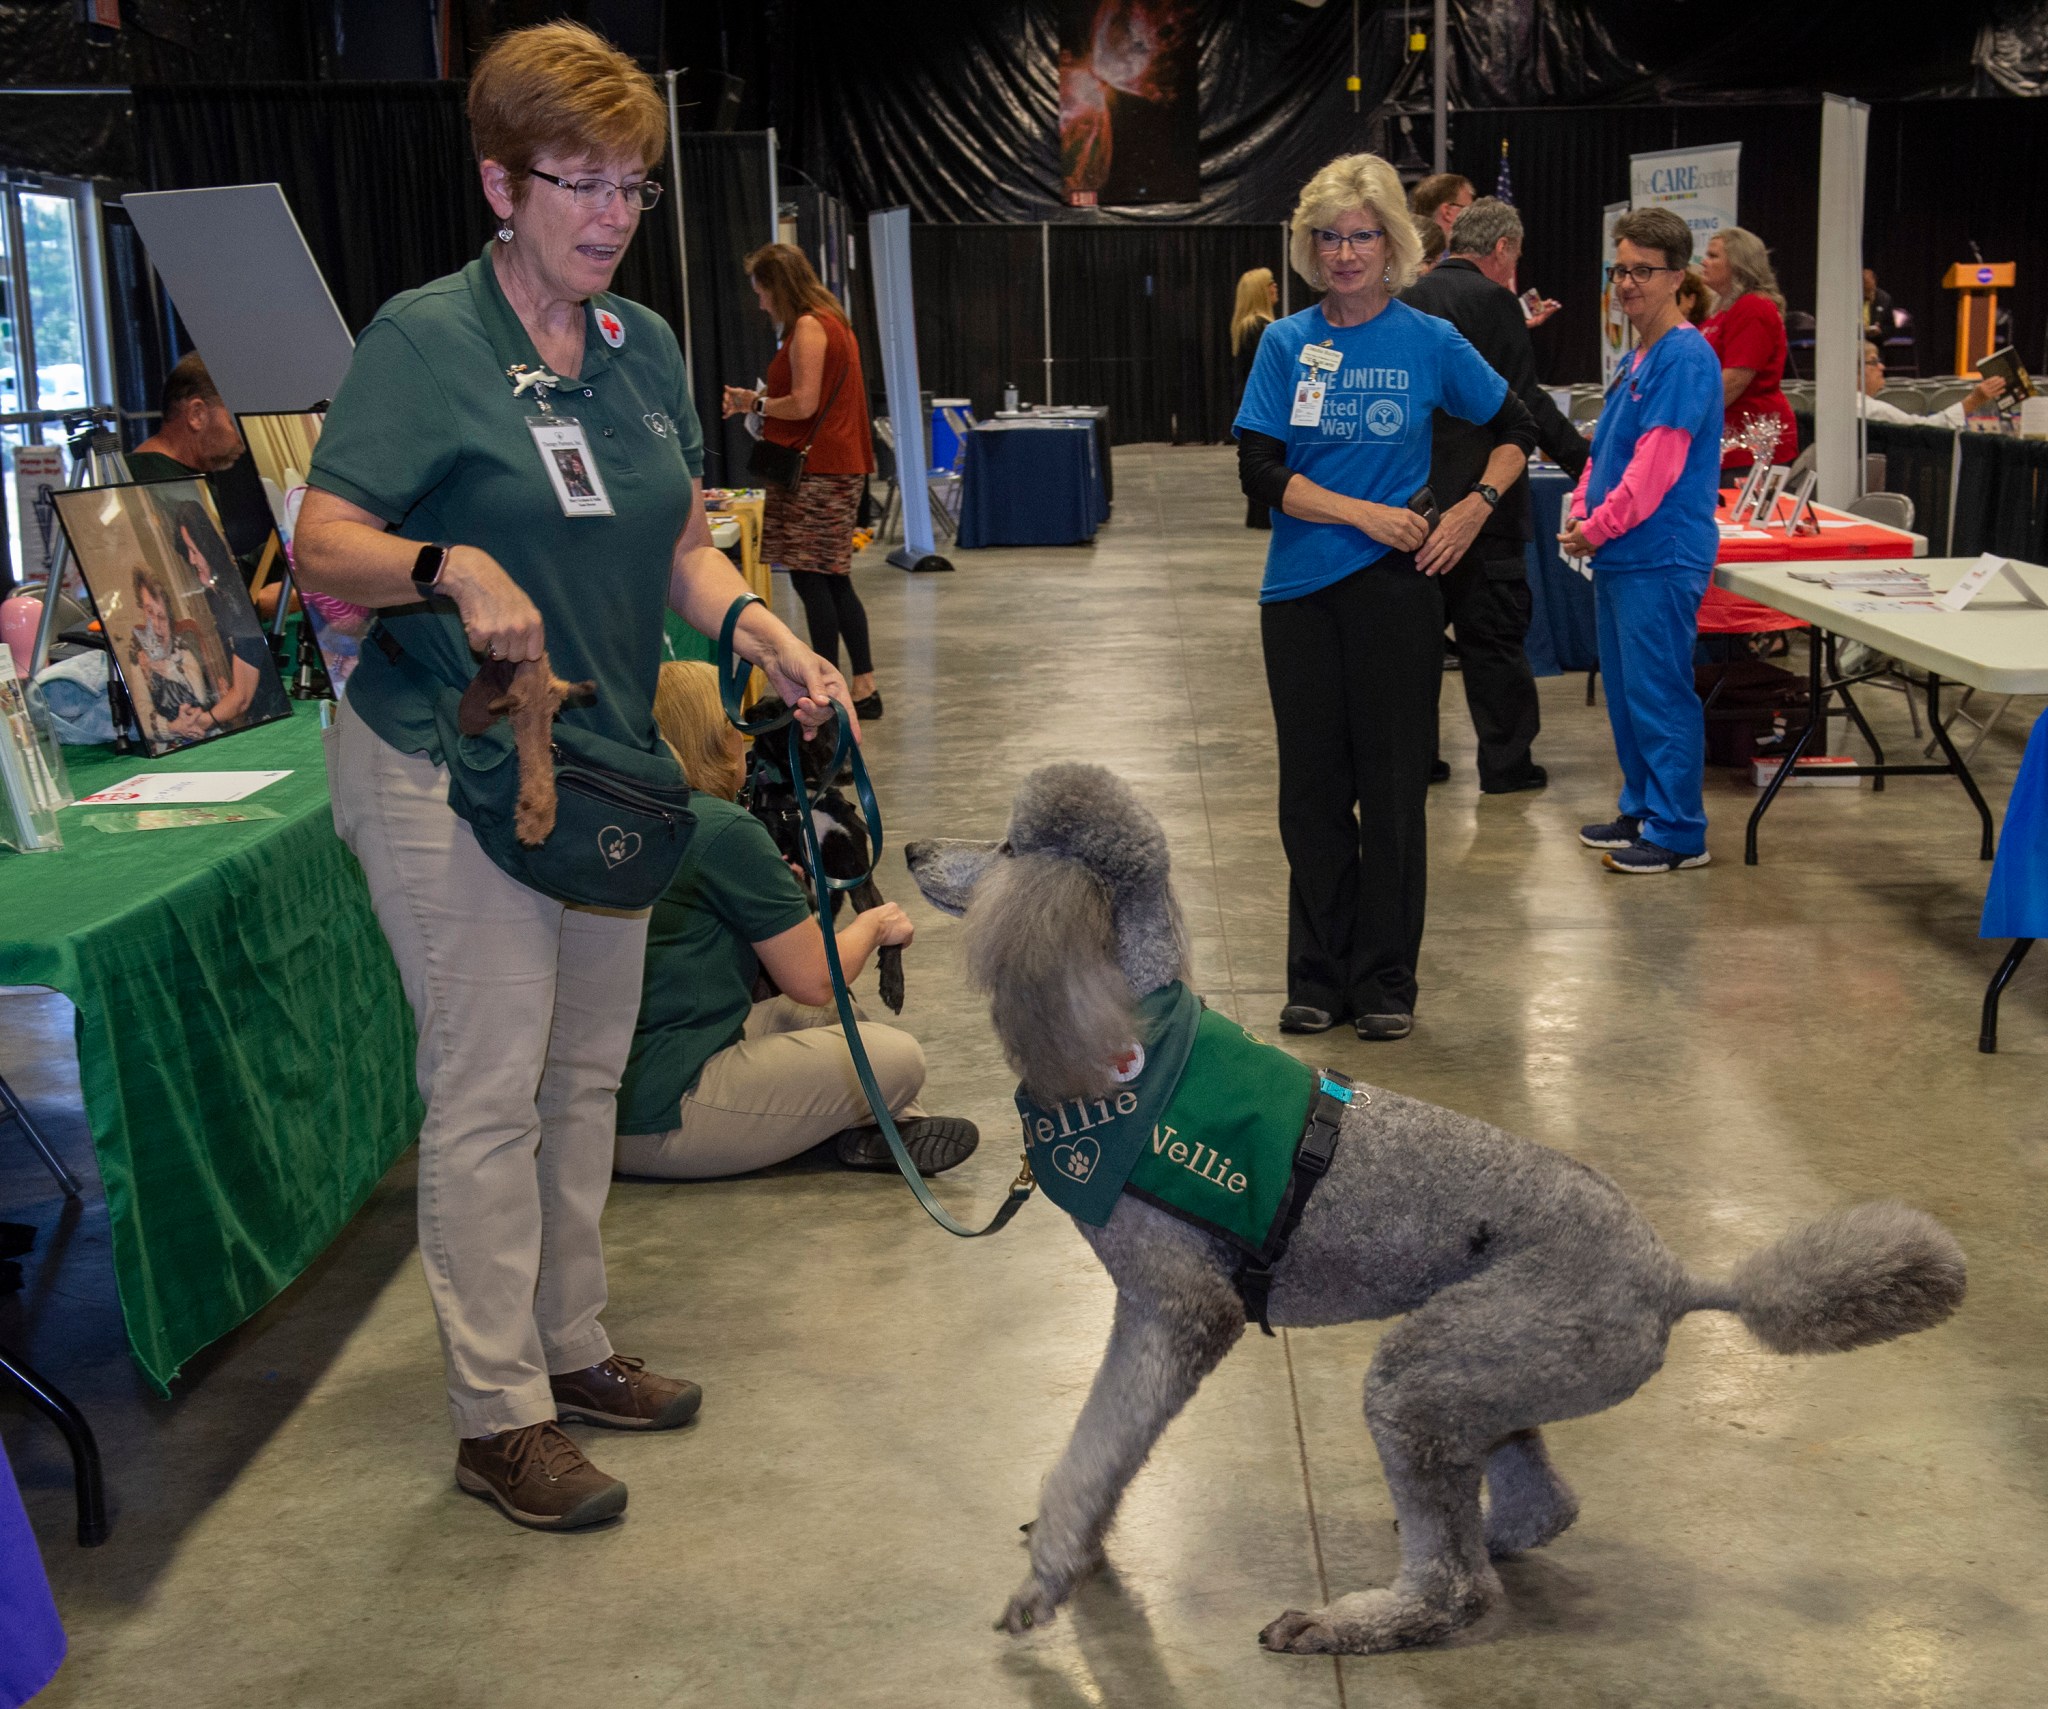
[964,852,1133,1105]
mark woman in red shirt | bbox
[723,245,883,716]
[1700,227,1797,473]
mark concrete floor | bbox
[4,443,2046,1708]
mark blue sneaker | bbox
[1578,814,1641,849]
[1602,838,1710,873]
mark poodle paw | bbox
[1259,1609,1342,1653]
[1485,1487,1580,1556]
[996,1577,1063,1635]
[1261,1586,1487,1655]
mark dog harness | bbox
[1014,982,1359,1332]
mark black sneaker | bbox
[1602,839,1711,874]
[835,1117,977,1174]
[1278,1004,1338,1034]
[1578,813,1641,849]
[1355,1009,1413,1042]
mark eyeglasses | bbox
[1606,263,1680,285]
[1313,227,1384,254]
[528,169,665,212]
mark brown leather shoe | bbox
[454,1421,626,1530]
[549,1354,702,1431]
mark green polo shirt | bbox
[616,796,813,1133]
[309,242,705,762]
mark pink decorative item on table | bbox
[0,595,41,680]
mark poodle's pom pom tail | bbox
[964,852,1133,1105]
[1728,1201,1966,1355]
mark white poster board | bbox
[121,184,355,416]
[1630,142,1741,247]
[9,444,68,591]
[1815,95,1869,508]
[1599,199,1631,389]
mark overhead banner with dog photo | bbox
[1058,0,1199,207]
[1628,141,1740,245]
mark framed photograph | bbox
[51,478,292,756]
[238,409,366,696]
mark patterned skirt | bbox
[761,470,865,576]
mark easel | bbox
[22,410,141,754]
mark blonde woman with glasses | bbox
[1701,226,1797,472]
[1234,152,1534,1044]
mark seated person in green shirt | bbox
[615,662,979,1179]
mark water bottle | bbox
[1003,382,1020,414]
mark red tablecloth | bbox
[1699,493,1919,633]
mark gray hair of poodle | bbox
[930,765,1189,1104]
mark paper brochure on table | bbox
[77,770,292,805]
[1936,554,2047,612]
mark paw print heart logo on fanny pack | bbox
[1051,1137,1100,1183]
[598,825,643,869]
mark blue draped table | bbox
[1523,466,1598,676]
[957,421,1108,548]
[0,1439,64,1706]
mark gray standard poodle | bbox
[904,763,1966,1658]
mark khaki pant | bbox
[613,996,926,1180]
[329,701,648,1439]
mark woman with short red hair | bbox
[295,21,848,1532]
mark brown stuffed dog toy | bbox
[456,655,595,846]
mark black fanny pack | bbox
[373,623,694,909]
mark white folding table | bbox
[1710,558,2048,864]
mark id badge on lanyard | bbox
[509,364,615,517]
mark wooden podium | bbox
[1943,261,2015,376]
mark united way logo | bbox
[1365,398,1404,438]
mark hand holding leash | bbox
[717,594,1032,1238]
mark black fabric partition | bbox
[673,135,777,487]
[910,226,1045,422]
[131,85,778,485]
[1792,413,2048,564]
[1047,224,1285,443]
[902,223,1284,444]
[1446,98,2048,386]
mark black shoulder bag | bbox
[748,353,849,495]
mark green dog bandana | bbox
[1015,984,1319,1253]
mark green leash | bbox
[717,594,1034,1238]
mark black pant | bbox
[1437,549,1541,789]
[788,571,873,677]
[1261,558,1443,1018]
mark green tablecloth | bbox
[0,705,421,1393]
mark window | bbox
[2,172,115,586]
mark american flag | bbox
[1495,139,1514,205]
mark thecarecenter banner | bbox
[1628,141,1741,244]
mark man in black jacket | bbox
[1402,198,1588,792]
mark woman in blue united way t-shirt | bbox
[1235,152,1536,1043]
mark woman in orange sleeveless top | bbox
[722,245,883,717]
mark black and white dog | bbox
[742,698,904,1013]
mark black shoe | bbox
[1355,1010,1413,1042]
[1278,1004,1338,1034]
[1579,813,1641,849]
[1482,765,1548,794]
[1429,759,1451,784]
[834,1116,977,1175]
[852,692,884,720]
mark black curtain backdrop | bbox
[1447,98,2048,386]
[674,134,777,487]
[131,84,777,483]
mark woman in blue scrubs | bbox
[1562,207,1725,874]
